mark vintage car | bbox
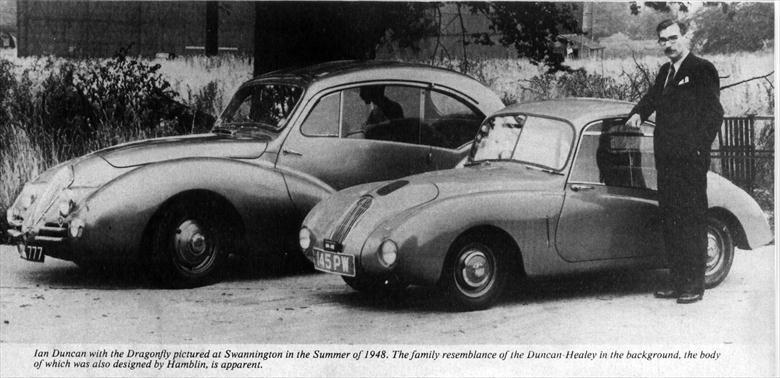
[299,98,773,310]
[5,60,504,287]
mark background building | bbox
[12,1,591,60]
[14,1,254,57]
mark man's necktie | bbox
[663,65,676,94]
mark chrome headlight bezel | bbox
[299,227,312,251]
[378,239,398,267]
[7,184,40,226]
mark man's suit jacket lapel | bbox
[665,53,695,95]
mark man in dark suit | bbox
[625,19,724,304]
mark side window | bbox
[340,85,423,145]
[301,92,340,137]
[422,90,483,149]
[570,119,657,190]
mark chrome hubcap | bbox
[173,220,215,272]
[706,229,722,272]
[455,247,495,297]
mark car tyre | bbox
[441,236,507,311]
[149,199,230,288]
[704,216,735,289]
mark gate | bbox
[711,115,774,192]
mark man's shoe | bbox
[653,289,678,299]
[676,292,703,304]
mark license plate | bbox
[314,249,355,277]
[17,244,45,262]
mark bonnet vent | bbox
[376,180,409,196]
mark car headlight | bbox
[6,207,17,225]
[58,189,76,217]
[7,186,37,225]
[299,227,312,251]
[19,191,36,210]
[69,218,85,238]
[378,239,398,267]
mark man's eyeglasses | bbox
[658,35,680,45]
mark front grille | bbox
[331,195,373,243]
[38,222,67,242]
[7,221,67,243]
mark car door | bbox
[421,88,486,169]
[555,119,663,262]
[277,84,431,190]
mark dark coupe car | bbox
[299,98,773,310]
[5,60,504,286]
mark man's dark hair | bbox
[656,19,688,36]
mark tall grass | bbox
[1,50,774,236]
[423,50,775,116]
[0,54,211,234]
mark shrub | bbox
[0,53,209,236]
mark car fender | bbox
[363,190,564,285]
[707,172,772,249]
[76,157,295,261]
[275,164,336,220]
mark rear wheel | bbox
[441,236,507,311]
[149,199,230,288]
[704,216,734,289]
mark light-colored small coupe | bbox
[299,98,772,310]
[5,61,504,287]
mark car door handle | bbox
[282,148,303,157]
[570,184,595,192]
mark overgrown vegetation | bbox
[1,51,774,236]
[0,53,213,234]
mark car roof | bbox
[495,98,638,128]
[242,60,504,110]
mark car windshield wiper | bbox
[523,164,564,176]
[215,121,280,132]
[212,127,235,135]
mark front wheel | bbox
[704,216,735,289]
[441,238,507,311]
[149,199,230,288]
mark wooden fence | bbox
[711,115,774,193]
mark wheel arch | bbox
[441,224,526,282]
[708,206,748,250]
[141,189,246,260]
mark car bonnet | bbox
[96,134,268,167]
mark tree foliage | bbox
[466,2,577,71]
[590,2,669,39]
[690,3,774,54]
[253,2,436,75]
[253,2,578,75]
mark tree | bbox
[467,2,577,72]
[690,3,773,54]
[253,2,436,75]
[252,2,578,75]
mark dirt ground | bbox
[0,244,776,346]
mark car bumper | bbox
[7,222,78,262]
